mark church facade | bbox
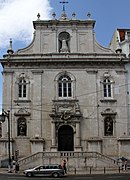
[0,10,130,160]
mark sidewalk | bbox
[0,168,22,175]
[0,167,130,176]
[68,167,130,175]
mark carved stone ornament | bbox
[61,111,72,121]
[16,73,30,83]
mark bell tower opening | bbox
[58,125,74,151]
[58,32,70,53]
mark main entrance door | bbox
[58,125,74,151]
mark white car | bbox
[24,164,65,178]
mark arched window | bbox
[58,75,72,98]
[104,117,113,136]
[17,118,27,136]
[16,73,30,100]
[18,79,27,98]
[103,78,112,98]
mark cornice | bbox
[0,53,127,69]
[2,52,126,59]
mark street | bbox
[1,173,130,180]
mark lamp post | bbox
[0,110,12,172]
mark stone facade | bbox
[0,11,130,160]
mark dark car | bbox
[24,164,64,178]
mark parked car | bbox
[23,164,64,178]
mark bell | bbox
[60,39,69,52]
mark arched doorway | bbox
[58,125,74,151]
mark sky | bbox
[0,0,130,112]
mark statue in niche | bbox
[59,32,70,53]
[17,118,27,136]
[104,117,113,136]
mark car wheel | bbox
[52,172,59,178]
[26,172,33,177]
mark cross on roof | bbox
[60,0,68,12]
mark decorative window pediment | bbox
[101,108,117,116]
[14,108,31,116]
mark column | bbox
[76,122,80,146]
[51,122,56,146]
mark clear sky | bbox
[0,0,130,112]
